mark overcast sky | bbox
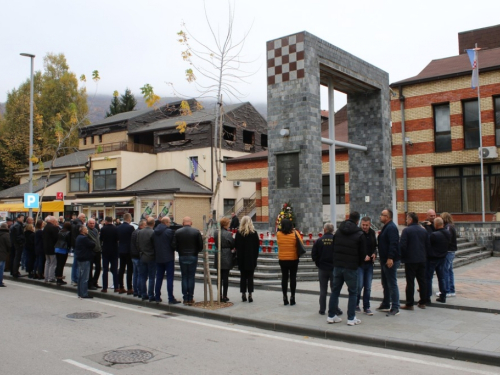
[2,0,499,112]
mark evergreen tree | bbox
[106,91,121,117]
[105,88,137,117]
[119,88,137,112]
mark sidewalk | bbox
[5,256,500,366]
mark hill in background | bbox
[86,95,267,124]
[0,95,267,125]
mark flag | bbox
[466,49,479,89]
[190,157,198,181]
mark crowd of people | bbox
[0,207,457,323]
[302,208,456,326]
[0,212,262,306]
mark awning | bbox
[0,201,64,213]
[72,196,134,205]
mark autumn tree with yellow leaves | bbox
[0,53,96,195]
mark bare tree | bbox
[175,2,255,307]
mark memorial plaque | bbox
[276,153,299,189]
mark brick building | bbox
[391,24,500,223]
[227,25,500,227]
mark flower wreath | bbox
[276,201,294,231]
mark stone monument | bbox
[267,31,392,233]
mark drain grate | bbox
[103,349,154,364]
[66,312,102,319]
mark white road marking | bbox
[13,282,500,375]
[63,359,113,375]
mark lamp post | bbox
[20,53,35,219]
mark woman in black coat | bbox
[213,217,235,302]
[24,224,36,278]
[34,220,45,279]
[234,216,260,303]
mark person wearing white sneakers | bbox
[327,212,366,326]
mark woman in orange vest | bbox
[277,218,303,306]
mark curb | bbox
[259,285,500,315]
[61,262,500,315]
[5,275,500,367]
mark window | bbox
[98,135,103,143]
[261,134,268,148]
[462,100,480,149]
[434,104,451,152]
[91,136,95,144]
[435,164,500,213]
[224,199,235,216]
[83,138,87,146]
[93,169,116,191]
[70,172,88,192]
[159,132,185,143]
[322,174,345,205]
[243,130,255,145]
[223,156,232,177]
[223,126,236,141]
[494,97,500,146]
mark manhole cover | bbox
[103,349,154,364]
[66,312,102,319]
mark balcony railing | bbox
[95,142,155,154]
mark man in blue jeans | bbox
[130,220,146,297]
[74,226,96,299]
[173,217,203,305]
[70,213,86,286]
[356,216,377,315]
[427,217,450,304]
[153,216,180,304]
[377,208,401,316]
[400,212,429,310]
[327,211,366,326]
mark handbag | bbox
[295,230,306,258]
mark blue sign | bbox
[24,193,40,209]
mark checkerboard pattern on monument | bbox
[267,32,305,86]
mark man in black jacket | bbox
[426,217,450,304]
[356,216,377,315]
[377,208,401,316]
[130,220,146,297]
[153,217,179,304]
[100,217,119,293]
[74,226,96,299]
[10,214,25,277]
[327,211,366,326]
[230,213,240,230]
[86,219,102,290]
[400,212,430,309]
[311,223,342,316]
[0,223,11,286]
[117,213,135,294]
[173,216,203,305]
[70,213,86,286]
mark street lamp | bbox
[20,53,35,219]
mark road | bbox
[1,282,498,375]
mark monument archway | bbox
[267,31,392,233]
